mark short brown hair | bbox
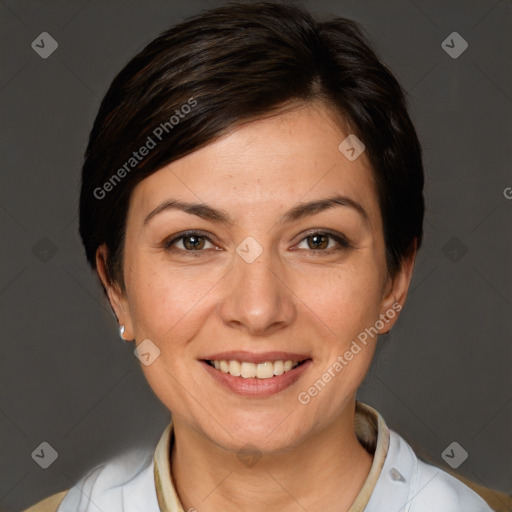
[79,1,424,289]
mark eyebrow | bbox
[143,194,368,226]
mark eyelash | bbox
[163,229,352,255]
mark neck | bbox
[170,405,374,512]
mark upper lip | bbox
[201,351,311,364]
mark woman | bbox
[25,2,501,511]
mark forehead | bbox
[129,103,379,223]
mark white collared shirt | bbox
[27,403,493,511]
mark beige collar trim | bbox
[349,402,391,511]
[154,422,181,512]
[153,402,390,512]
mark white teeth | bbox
[240,362,257,378]
[209,359,301,379]
[228,360,241,376]
[273,360,284,376]
[256,361,274,379]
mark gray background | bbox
[1,0,511,510]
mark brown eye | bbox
[306,233,329,250]
[164,232,216,252]
[182,235,206,250]
[295,231,350,252]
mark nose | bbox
[218,249,297,336]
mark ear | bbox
[95,244,134,341]
[378,240,417,334]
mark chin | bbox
[202,409,307,455]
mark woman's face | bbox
[99,103,413,454]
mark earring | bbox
[119,325,126,340]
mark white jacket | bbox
[25,403,495,512]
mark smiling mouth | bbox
[204,359,308,379]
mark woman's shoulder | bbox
[23,448,158,512]
[412,445,511,512]
[367,429,505,512]
[412,455,494,511]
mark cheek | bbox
[292,266,383,417]
[293,260,385,341]
[126,256,225,342]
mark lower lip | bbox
[200,360,312,397]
